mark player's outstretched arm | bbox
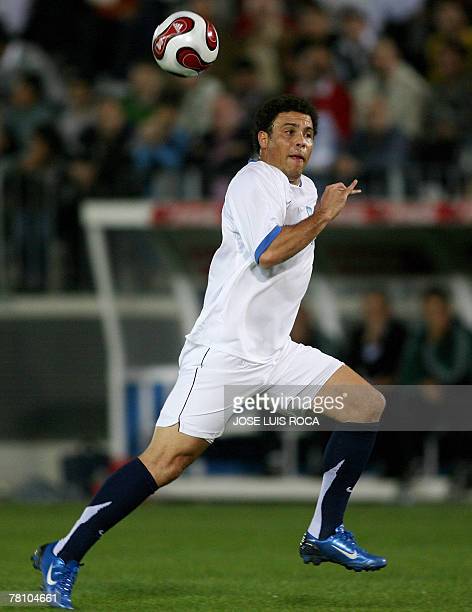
[259,180,361,268]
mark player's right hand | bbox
[318,180,362,221]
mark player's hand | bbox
[317,180,362,221]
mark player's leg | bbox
[32,425,208,609]
[302,363,387,570]
[269,341,386,571]
[55,424,208,562]
[140,423,210,485]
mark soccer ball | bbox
[151,11,219,78]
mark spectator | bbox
[3,71,55,149]
[0,19,65,104]
[175,74,223,139]
[288,40,351,183]
[3,124,75,291]
[352,36,430,139]
[58,76,97,156]
[132,96,189,197]
[234,0,286,92]
[426,0,472,81]
[192,92,250,200]
[319,0,426,38]
[333,6,375,82]
[400,287,472,385]
[122,61,165,126]
[227,57,273,128]
[291,304,343,358]
[335,95,410,197]
[346,290,407,384]
[399,286,472,488]
[417,40,472,194]
[292,1,336,47]
[345,289,415,484]
[70,96,140,197]
[289,40,352,140]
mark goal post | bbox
[81,200,221,460]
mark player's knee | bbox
[363,388,386,423]
[140,451,191,487]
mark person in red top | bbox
[288,39,352,142]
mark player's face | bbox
[258,112,314,184]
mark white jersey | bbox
[187,160,318,363]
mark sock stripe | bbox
[53,502,112,556]
[308,459,344,539]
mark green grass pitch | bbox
[1,502,471,611]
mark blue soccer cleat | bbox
[31,542,80,609]
[299,525,387,572]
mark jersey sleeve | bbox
[227,166,286,264]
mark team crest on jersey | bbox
[306,206,313,216]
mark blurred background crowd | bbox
[1,0,472,292]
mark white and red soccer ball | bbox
[152,11,219,77]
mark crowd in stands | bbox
[1,0,472,290]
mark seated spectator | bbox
[291,304,343,358]
[132,95,189,197]
[346,290,407,384]
[192,92,250,200]
[400,287,472,384]
[3,71,55,149]
[69,96,141,197]
[333,6,375,82]
[58,76,97,156]
[122,61,165,126]
[399,286,472,487]
[352,37,430,140]
[334,96,410,197]
[3,124,76,291]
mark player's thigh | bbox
[156,343,267,442]
[270,340,344,394]
[270,341,384,423]
[142,423,210,465]
[319,363,386,423]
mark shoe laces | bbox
[57,562,80,596]
[336,526,356,545]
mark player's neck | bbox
[256,158,302,186]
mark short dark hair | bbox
[252,94,318,155]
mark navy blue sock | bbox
[55,458,158,562]
[308,431,377,539]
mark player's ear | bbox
[258,130,268,151]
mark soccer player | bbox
[32,95,386,609]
